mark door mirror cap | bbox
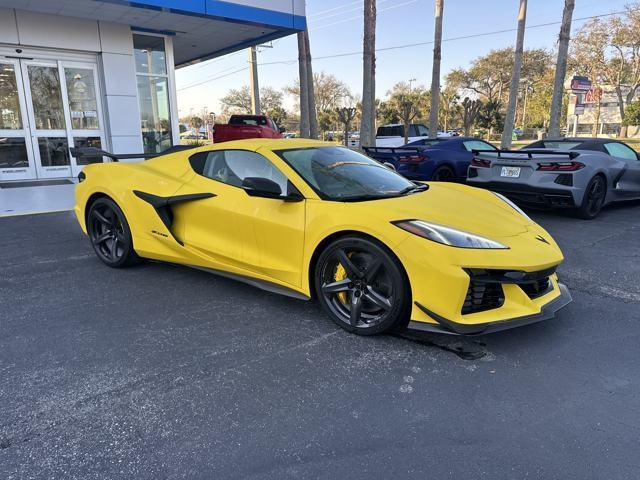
[242,177,283,198]
[278,126,286,134]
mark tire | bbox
[431,165,456,182]
[576,175,607,219]
[87,197,140,268]
[314,236,411,335]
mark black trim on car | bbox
[469,180,577,208]
[409,283,572,335]
[133,190,215,245]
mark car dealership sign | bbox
[570,76,592,92]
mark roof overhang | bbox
[0,0,306,67]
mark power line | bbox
[176,10,625,91]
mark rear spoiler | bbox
[363,146,425,154]
[69,145,196,163]
[471,149,581,160]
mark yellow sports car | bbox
[74,139,571,336]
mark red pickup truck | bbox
[213,115,283,143]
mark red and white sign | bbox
[584,88,602,103]
[570,76,592,92]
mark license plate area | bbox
[500,166,521,178]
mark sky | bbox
[175,0,632,118]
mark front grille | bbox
[462,280,504,315]
[520,277,552,299]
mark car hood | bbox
[361,183,532,238]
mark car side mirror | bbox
[278,126,286,134]
[242,177,282,198]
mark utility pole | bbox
[501,0,527,149]
[248,46,260,114]
[549,0,575,138]
[429,0,444,138]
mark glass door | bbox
[21,59,105,179]
[0,59,36,181]
[61,62,105,177]
[21,60,72,179]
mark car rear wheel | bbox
[576,175,606,219]
[87,197,139,268]
[315,236,410,335]
[431,165,455,182]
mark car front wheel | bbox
[315,236,410,335]
[87,197,139,268]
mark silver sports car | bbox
[467,138,640,219]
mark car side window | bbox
[604,142,637,161]
[190,150,289,193]
[416,125,429,137]
[463,140,496,152]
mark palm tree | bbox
[428,0,444,138]
[360,0,376,148]
[501,0,528,148]
[304,31,319,139]
[297,31,310,138]
[549,0,575,138]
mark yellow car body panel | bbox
[75,138,569,334]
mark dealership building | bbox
[0,0,305,183]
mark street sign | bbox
[574,104,585,115]
[570,76,592,92]
[584,88,602,103]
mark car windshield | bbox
[276,146,420,201]
[531,141,582,150]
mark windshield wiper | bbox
[398,183,429,195]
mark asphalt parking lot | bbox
[1,203,639,479]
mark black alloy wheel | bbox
[315,236,410,335]
[87,197,139,267]
[577,175,607,219]
[431,165,455,182]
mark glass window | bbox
[65,68,99,130]
[463,140,497,152]
[0,64,22,130]
[229,116,267,126]
[604,142,638,161]
[198,150,288,193]
[377,126,403,137]
[277,146,415,200]
[137,75,172,153]
[28,66,66,130]
[73,137,102,165]
[133,34,167,75]
[38,137,69,166]
[0,137,29,168]
[416,125,429,136]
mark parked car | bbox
[466,137,640,219]
[73,139,570,336]
[213,114,283,143]
[364,137,497,182]
[375,124,429,147]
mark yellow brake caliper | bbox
[334,263,348,305]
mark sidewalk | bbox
[0,180,76,217]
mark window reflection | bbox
[38,137,69,166]
[73,137,102,165]
[133,34,168,75]
[0,64,22,130]
[0,137,29,168]
[28,66,66,130]
[65,68,99,130]
[137,76,172,153]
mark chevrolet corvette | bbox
[74,139,571,335]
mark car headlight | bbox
[492,192,531,221]
[392,220,508,249]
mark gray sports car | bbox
[466,138,640,219]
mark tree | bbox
[219,86,284,116]
[189,116,203,130]
[549,0,575,137]
[429,0,444,137]
[385,82,430,144]
[336,107,357,146]
[461,98,482,136]
[478,100,504,136]
[501,0,528,148]
[297,31,310,138]
[622,100,640,126]
[439,87,460,132]
[360,0,377,148]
